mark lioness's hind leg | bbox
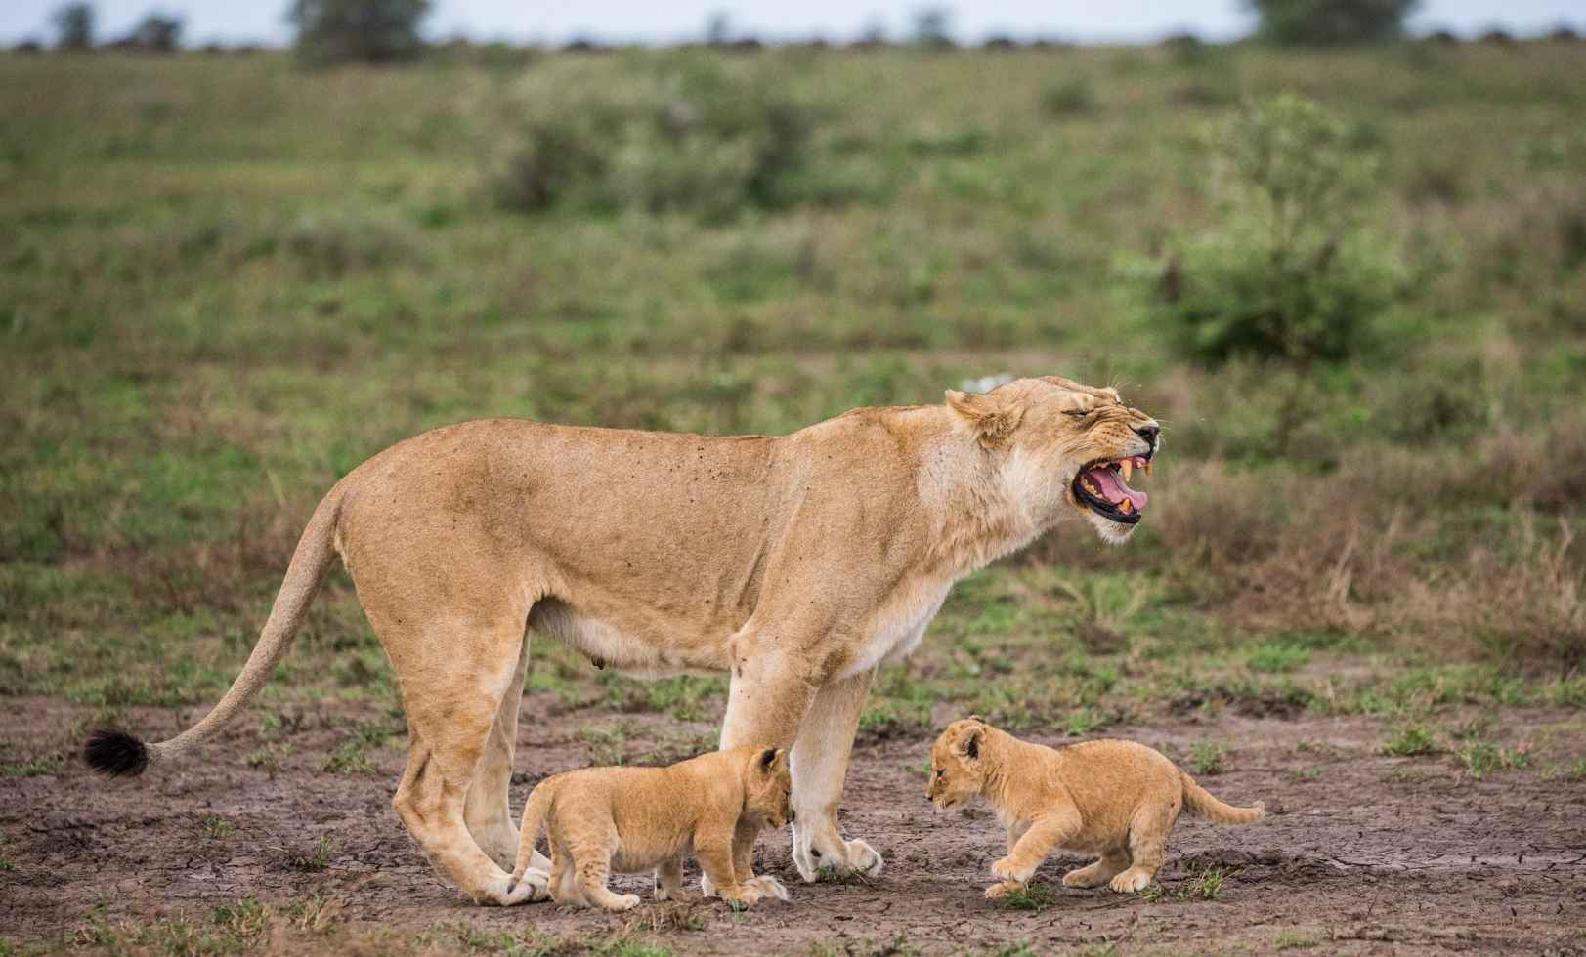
[1063,850,1130,889]
[465,636,531,870]
[381,608,534,904]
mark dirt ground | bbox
[3,694,1584,956]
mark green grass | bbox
[1383,724,1439,757]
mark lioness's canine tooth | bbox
[1120,498,1134,514]
[1121,460,1134,482]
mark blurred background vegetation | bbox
[2,0,1584,756]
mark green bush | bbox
[289,0,429,65]
[490,61,815,221]
[1251,0,1418,47]
[1148,95,1398,365]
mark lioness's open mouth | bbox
[1072,455,1152,524]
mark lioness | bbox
[927,718,1264,898]
[84,375,1159,904]
[509,745,792,911]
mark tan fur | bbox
[96,376,1158,903]
[927,718,1264,898]
[507,746,792,911]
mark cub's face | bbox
[946,376,1160,545]
[926,719,989,811]
[744,747,792,828]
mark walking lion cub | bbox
[927,718,1264,898]
[510,745,793,911]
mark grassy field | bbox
[2,41,1585,956]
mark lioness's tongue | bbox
[1084,467,1149,511]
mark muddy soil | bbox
[2,695,1584,955]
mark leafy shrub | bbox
[490,61,816,221]
[289,0,429,66]
[1147,95,1398,365]
[1251,0,1419,47]
[1041,78,1096,116]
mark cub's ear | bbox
[965,714,985,725]
[758,747,783,773]
[945,390,1022,448]
[962,727,982,761]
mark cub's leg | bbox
[1110,801,1178,893]
[701,818,780,900]
[1063,850,1131,889]
[734,819,788,901]
[987,805,1080,899]
[655,856,690,901]
[464,636,532,871]
[381,608,546,905]
[575,853,640,912]
[563,817,637,911]
[548,841,581,905]
[788,669,883,882]
[697,823,759,908]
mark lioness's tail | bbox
[1180,771,1265,824]
[83,482,346,777]
[510,782,556,884]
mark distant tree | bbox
[288,0,430,65]
[128,13,182,52]
[1248,0,1418,46]
[705,10,731,47]
[53,2,94,51]
[912,7,953,49]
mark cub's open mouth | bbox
[1072,455,1152,524]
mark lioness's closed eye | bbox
[927,718,1264,899]
[509,745,793,911]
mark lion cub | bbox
[928,718,1264,898]
[510,745,792,911]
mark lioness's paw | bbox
[984,881,1022,900]
[500,867,550,905]
[746,875,790,902]
[991,856,1033,884]
[794,836,884,883]
[1108,869,1153,894]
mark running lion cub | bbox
[927,717,1264,898]
[510,745,793,911]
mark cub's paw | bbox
[746,875,790,902]
[984,880,1022,900]
[794,836,884,883]
[991,856,1034,885]
[1108,869,1154,894]
[602,893,642,912]
[719,886,764,911]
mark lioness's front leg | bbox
[789,669,882,882]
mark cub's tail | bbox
[510,781,555,885]
[83,482,345,777]
[1180,771,1265,824]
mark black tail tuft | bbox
[84,728,150,777]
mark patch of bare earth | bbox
[2,695,1583,955]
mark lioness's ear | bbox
[945,390,1022,448]
[758,747,781,773]
[962,728,982,761]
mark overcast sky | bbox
[5,0,1583,47]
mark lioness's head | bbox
[743,746,793,828]
[945,375,1160,544]
[926,717,995,811]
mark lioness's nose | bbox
[1134,423,1160,447]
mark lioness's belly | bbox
[529,598,731,678]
